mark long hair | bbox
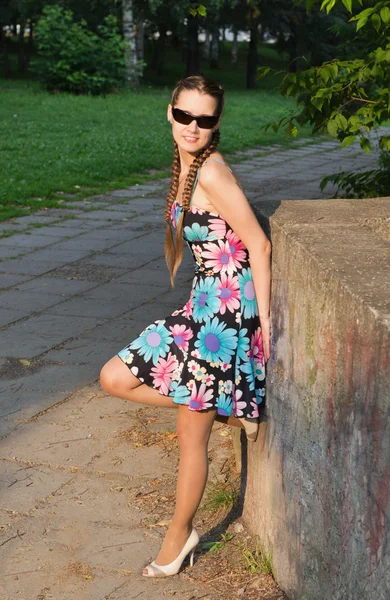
[164,75,224,288]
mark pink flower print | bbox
[182,296,193,319]
[203,240,235,275]
[232,389,246,417]
[217,273,240,314]
[151,352,179,395]
[249,328,264,363]
[226,229,247,269]
[169,324,193,352]
[190,205,203,215]
[250,398,260,418]
[189,382,214,410]
[208,217,226,239]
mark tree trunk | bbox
[27,19,34,66]
[155,25,166,76]
[186,13,200,75]
[18,21,26,73]
[1,26,11,78]
[246,20,259,89]
[202,30,211,60]
[122,0,139,87]
[231,30,238,66]
[209,23,219,69]
[135,17,144,63]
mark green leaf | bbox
[335,113,348,131]
[256,66,271,80]
[356,16,368,31]
[341,0,353,12]
[379,136,390,150]
[372,13,381,32]
[327,119,339,137]
[360,137,371,154]
[341,135,356,148]
[197,5,207,17]
[380,7,390,24]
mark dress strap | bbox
[203,157,233,173]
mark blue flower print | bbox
[195,316,238,363]
[237,328,250,361]
[117,348,134,364]
[129,321,173,364]
[240,357,255,390]
[217,392,233,416]
[238,268,258,319]
[192,277,221,322]
[254,387,265,404]
[169,381,191,403]
[184,222,209,242]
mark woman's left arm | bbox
[198,162,272,360]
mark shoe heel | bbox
[189,547,196,567]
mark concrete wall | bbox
[242,198,390,600]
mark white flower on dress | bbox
[220,362,231,372]
[224,380,233,394]
[218,380,225,394]
[235,312,241,324]
[235,374,242,385]
[191,349,201,359]
[202,373,215,386]
[186,379,196,391]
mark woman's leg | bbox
[100,355,244,426]
[100,356,242,569]
[151,404,217,568]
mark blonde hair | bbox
[164,75,224,288]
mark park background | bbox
[1,0,389,225]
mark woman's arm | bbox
[198,161,272,359]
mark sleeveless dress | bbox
[117,158,265,420]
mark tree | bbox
[262,0,390,197]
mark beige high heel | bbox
[239,418,259,442]
[142,528,199,577]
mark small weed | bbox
[239,537,273,575]
[202,476,240,513]
[202,532,235,554]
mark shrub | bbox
[32,5,126,95]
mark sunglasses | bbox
[171,107,219,130]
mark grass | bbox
[0,41,312,223]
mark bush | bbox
[32,5,127,95]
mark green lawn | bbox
[0,42,311,222]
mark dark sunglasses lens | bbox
[197,116,219,129]
[172,108,193,125]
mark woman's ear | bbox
[167,104,172,123]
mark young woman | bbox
[100,75,271,578]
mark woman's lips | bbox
[183,136,198,143]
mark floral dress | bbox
[117,158,265,420]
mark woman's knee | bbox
[99,355,127,395]
[176,408,216,447]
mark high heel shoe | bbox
[142,527,199,577]
[239,417,259,442]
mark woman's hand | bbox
[260,315,271,363]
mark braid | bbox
[164,142,180,224]
[181,129,220,212]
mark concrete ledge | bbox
[242,198,390,600]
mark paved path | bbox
[0,133,383,599]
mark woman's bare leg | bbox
[100,355,242,570]
[100,355,244,427]
[151,404,217,568]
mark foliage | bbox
[321,148,390,197]
[32,4,126,95]
[261,0,390,197]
